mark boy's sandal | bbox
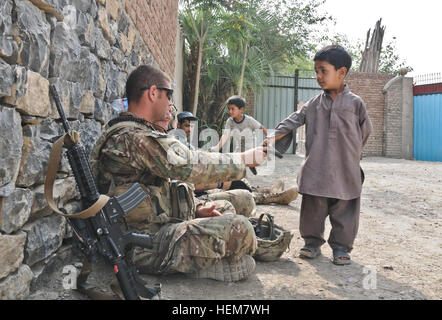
[332,247,351,265]
[299,245,321,259]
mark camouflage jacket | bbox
[90,112,246,229]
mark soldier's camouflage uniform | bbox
[197,189,256,218]
[89,112,257,275]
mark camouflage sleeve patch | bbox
[131,131,246,184]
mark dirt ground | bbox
[28,155,442,300]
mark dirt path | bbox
[28,156,442,300]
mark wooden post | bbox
[359,18,385,73]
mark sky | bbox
[318,0,442,77]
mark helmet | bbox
[177,111,198,123]
[249,213,294,262]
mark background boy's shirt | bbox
[272,85,373,200]
[169,128,196,150]
[224,114,263,152]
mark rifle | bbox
[45,84,160,300]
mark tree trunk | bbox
[238,42,248,97]
[192,42,203,116]
[359,19,385,73]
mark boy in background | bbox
[212,96,267,153]
[170,111,198,150]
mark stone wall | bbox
[0,0,178,299]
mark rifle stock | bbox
[48,85,160,300]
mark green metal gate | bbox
[254,70,321,154]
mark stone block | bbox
[0,188,32,234]
[22,214,66,267]
[4,70,50,117]
[0,264,33,300]
[0,232,27,280]
[0,106,23,197]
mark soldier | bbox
[90,65,267,283]
[154,111,257,219]
[167,111,297,216]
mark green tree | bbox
[180,1,226,116]
[180,0,331,128]
[378,38,413,74]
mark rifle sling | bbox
[44,131,109,219]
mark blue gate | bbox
[413,73,442,162]
[413,94,442,161]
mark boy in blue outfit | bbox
[268,45,372,265]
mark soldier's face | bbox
[154,110,172,131]
[152,82,174,122]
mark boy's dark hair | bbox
[227,95,246,109]
[126,65,171,104]
[314,45,352,75]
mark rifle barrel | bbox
[50,85,71,132]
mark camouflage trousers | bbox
[131,206,257,276]
[197,189,256,218]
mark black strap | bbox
[256,213,275,240]
[108,114,166,134]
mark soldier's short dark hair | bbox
[126,65,171,104]
[227,95,246,109]
[314,45,352,75]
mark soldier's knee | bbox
[231,215,255,236]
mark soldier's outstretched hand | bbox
[241,146,267,168]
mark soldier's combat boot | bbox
[253,179,285,194]
[188,254,256,282]
[254,186,298,205]
[270,179,285,193]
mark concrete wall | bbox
[174,26,184,113]
[382,76,414,159]
[0,0,179,299]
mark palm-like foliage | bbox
[179,0,332,130]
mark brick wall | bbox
[346,72,395,156]
[124,0,178,79]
